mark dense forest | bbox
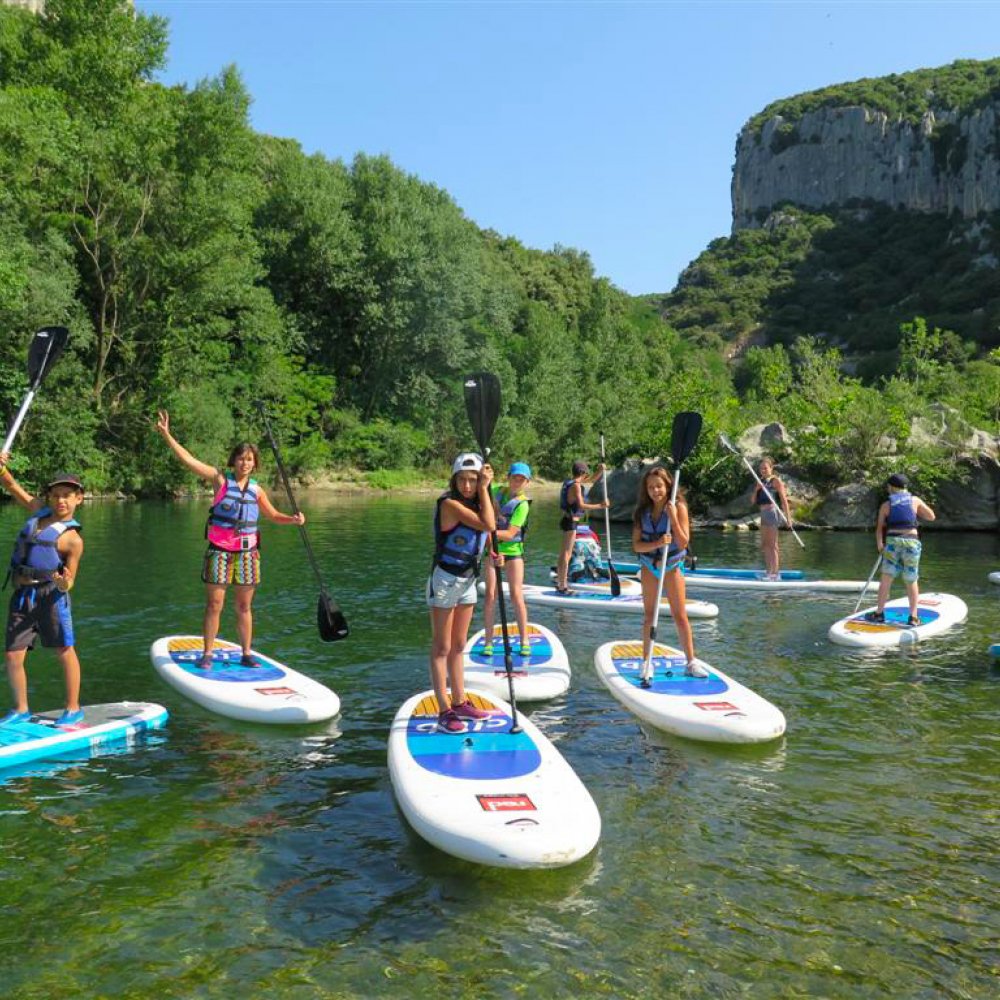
[0,1,997,506]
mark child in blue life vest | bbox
[632,465,708,677]
[554,459,609,593]
[0,454,86,727]
[428,453,498,733]
[155,411,305,668]
[482,461,532,656]
[865,473,936,626]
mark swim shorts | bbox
[202,546,261,587]
[6,584,75,651]
[882,536,921,584]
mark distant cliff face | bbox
[732,104,1000,231]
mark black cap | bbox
[46,472,84,492]
[572,460,589,476]
[887,473,908,489]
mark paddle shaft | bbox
[641,475,680,682]
[854,555,883,613]
[599,434,621,596]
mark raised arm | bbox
[155,410,224,486]
[257,487,305,526]
[0,453,39,511]
[915,496,936,522]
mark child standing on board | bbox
[428,453,497,733]
[155,411,305,667]
[554,460,609,593]
[0,455,86,726]
[755,457,794,580]
[865,473,936,626]
[483,462,532,656]
[632,465,708,677]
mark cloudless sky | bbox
[138,1,1000,295]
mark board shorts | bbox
[759,506,782,528]
[426,565,478,609]
[202,546,261,587]
[559,514,579,533]
[6,583,75,651]
[882,536,921,583]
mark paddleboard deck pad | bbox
[463,622,571,701]
[150,636,340,723]
[828,593,968,647]
[0,702,168,772]
[480,582,719,619]
[594,642,785,744]
[388,689,600,868]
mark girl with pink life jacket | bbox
[155,410,305,668]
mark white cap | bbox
[452,452,484,474]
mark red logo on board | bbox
[477,793,536,812]
[255,686,298,696]
[694,701,739,712]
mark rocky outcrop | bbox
[732,104,1000,231]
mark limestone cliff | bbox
[733,81,1000,231]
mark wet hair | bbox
[632,465,683,526]
[227,442,261,472]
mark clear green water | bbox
[1,494,998,999]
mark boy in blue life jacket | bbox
[0,453,86,727]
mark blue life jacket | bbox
[433,494,486,577]
[9,506,81,585]
[639,507,684,570]
[206,474,260,550]
[559,479,586,519]
[496,490,530,543]
[754,477,778,507]
[886,490,918,533]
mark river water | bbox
[1,493,997,999]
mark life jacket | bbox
[206,474,260,551]
[433,494,486,577]
[755,477,778,507]
[496,490,530,545]
[9,507,81,585]
[886,490,918,533]
[639,506,684,570]
[559,479,584,516]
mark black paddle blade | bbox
[463,372,501,454]
[27,326,69,388]
[318,592,349,642]
[670,411,703,466]
[608,563,622,597]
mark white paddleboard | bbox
[463,622,571,702]
[0,702,168,772]
[604,561,867,593]
[594,642,785,744]
[989,572,1000,585]
[480,581,719,619]
[828,593,968,648]
[150,635,340,723]
[388,689,601,869]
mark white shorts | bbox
[426,566,478,609]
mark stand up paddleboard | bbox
[989,644,1000,658]
[594,642,785,744]
[0,702,168,772]
[607,559,804,580]
[388,689,600,868]
[828,593,968,648]
[150,636,340,723]
[604,561,868,593]
[989,572,1000,585]
[480,581,719,619]
[463,623,571,701]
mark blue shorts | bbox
[6,584,75,651]
[639,551,685,580]
[882,536,921,584]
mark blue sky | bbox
[138,1,1000,295]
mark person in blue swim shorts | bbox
[866,473,936,626]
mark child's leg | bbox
[639,565,658,662]
[445,602,476,705]
[662,568,695,663]
[233,585,256,656]
[5,649,30,713]
[483,563,497,643]
[904,580,919,617]
[429,605,456,707]
[202,583,227,660]
[760,523,779,575]
[506,559,528,647]
[555,530,574,589]
[55,646,81,712]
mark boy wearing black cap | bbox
[0,454,85,726]
[866,473,936,626]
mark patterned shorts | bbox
[882,536,921,584]
[202,546,261,587]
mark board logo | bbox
[493,669,528,677]
[477,793,536,812]
[255,686,298,696]
[694,701,739,712]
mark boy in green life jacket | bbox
[0,453,86,727]
[482,462,532,656]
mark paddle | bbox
[854,554,883,614]
[255,402,349,642]
[641,411,703,687]
[2,326,70,453]
[599,433,621,596]
[463,371,521,734]
[718,433,806,549]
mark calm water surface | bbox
[1,494,998,999]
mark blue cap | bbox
[508,462,532,479]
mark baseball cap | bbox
[508,461,532,479]
[46,472,84,492]
[572,460,589,476]
[887,473,908,488]
[452,452,484,474]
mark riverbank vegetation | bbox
[1,1,997,506]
